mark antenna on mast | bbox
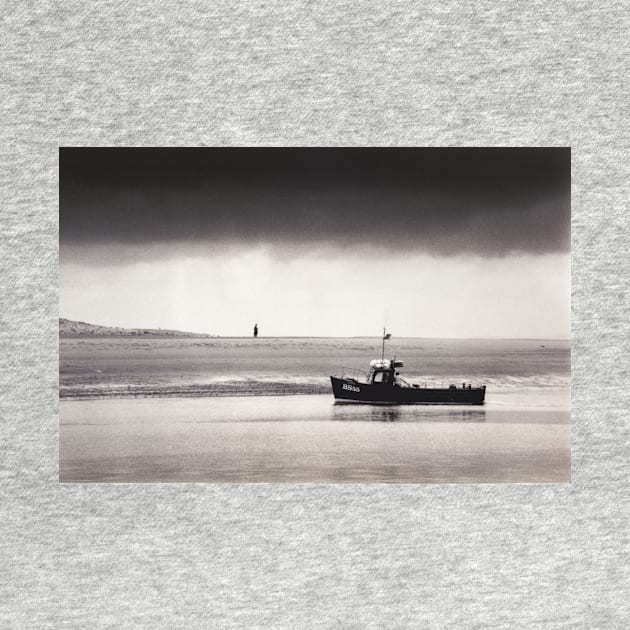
[381,328,391,362]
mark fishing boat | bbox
[330,330,486,405]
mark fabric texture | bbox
[1,2,629,627]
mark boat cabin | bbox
[368,359,404,385]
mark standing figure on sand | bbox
[253,323,258,338]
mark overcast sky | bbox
[60,148,570,338]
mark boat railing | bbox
[336,366,370,382]
[410,380,487,390]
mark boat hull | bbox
[330,376,485,405]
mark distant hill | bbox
[59,318,214,338]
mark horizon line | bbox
[58,318,569,341]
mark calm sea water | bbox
[59,337,570,483]
[60,336,570,396]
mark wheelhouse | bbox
[367,359,404,385]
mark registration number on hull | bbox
[342,383,361,393]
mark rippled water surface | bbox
[59,337,570,483]
[60,336,569,397]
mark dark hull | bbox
[331,376,485,405]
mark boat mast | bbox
[381,327,391,362]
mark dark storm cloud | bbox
[60,148,570,256]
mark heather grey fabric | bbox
[1,2,628,627]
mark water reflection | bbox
[332,402,486,423]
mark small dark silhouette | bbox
[253,323,258,338]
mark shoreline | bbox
[60,382,330,400]
[60,334,571,342]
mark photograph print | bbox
[59,147,571,483]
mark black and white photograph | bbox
[59,147,570,483]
